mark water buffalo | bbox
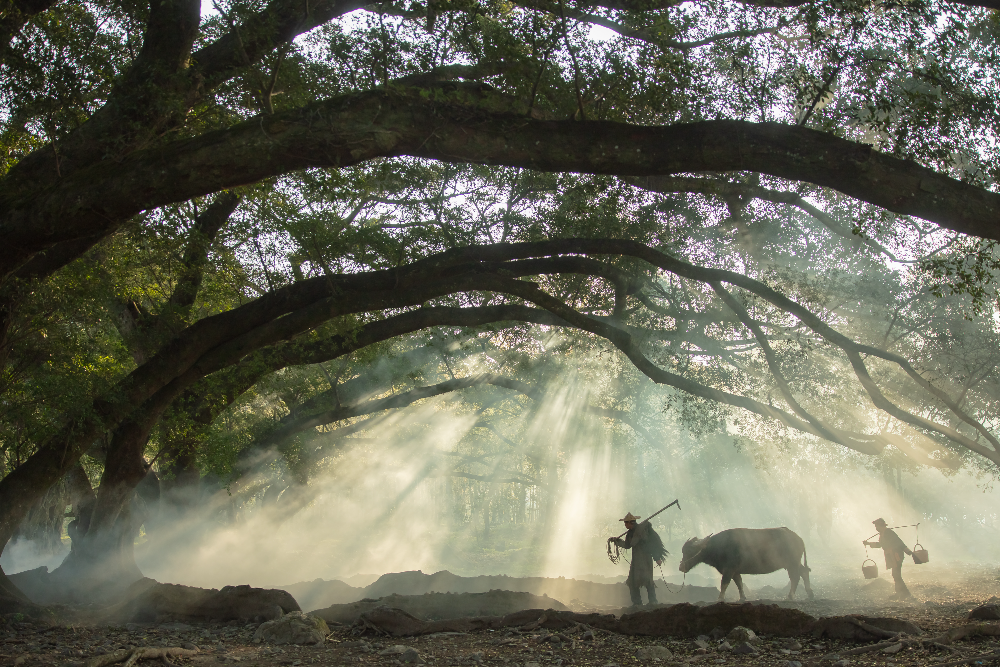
[679,527,813,602]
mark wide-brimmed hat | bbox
[620,512,640,522]
[873,518,887,527]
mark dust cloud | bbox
[117,362,999,601]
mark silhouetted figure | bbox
[610,512,667,606]
[864,517,913,600]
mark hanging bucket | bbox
[912,543,929,564]
[862,558,879,579]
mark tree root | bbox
[829,638,909,657]
[932,624,1000,645]
[821,636,922,660]
[822,624,1000,662]
[84,647,199,667]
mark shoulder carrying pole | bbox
[611,499,681,540]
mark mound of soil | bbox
[99,579,301,624]
[281,571,723,611]
[349,607,617,637]
[313,590,567,624]
[617,602,817,638]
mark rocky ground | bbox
[2,606,998,667]
[1,566,998,667]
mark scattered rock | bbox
[727,626,757,644]
[182,642,197,650]
[635,645,674,661]
[525,662,541,667]
[252,611,329,645]
[381,645,411,655]
[732,641,757,655]
[718,641,732,651]
[781,661,802,667]
[968,604,1000,620]
[833,661,850,667]
[692,639,710,650]
[782,640,802,651]
[708,627,726,641]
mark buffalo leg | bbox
[787,567,801,599]
[718,574,731,601]
[733,573,747,602]
[801,563,814,599]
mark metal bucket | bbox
[912,544,929,564]
[862,558,879,579]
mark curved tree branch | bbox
[5,87,1000,284]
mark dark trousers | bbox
[891,565,911,597]
[628,581,657,605]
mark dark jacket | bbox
[614,521,667,588]
[869,528,912,569]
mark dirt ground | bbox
[1,565,998,667]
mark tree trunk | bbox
[14,477,71,556]
[49,502,144,602]
[48,413,160,602]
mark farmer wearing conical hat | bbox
[609,512,668,607]
[864,518,913,600]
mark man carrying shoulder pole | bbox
[864,517,913,600]
[609,511,668,607]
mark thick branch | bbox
[164,304,566,452]
[4,0,203,193]
[193,0,365,90]
[6,87,1000,282]
[166,192,240,315]
[711,281,844,445]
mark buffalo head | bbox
[679,535,712,573]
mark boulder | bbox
[617,602,816,638]
[253,611,329,645]
[101,579,300,623]
[727,626,758,643]
[732,641,757,655]
[635,645,673,661]
[353,607,431,637]
[968,605,1000,621]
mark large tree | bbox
[3,0,1000,604]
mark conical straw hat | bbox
[620,512,640,522]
